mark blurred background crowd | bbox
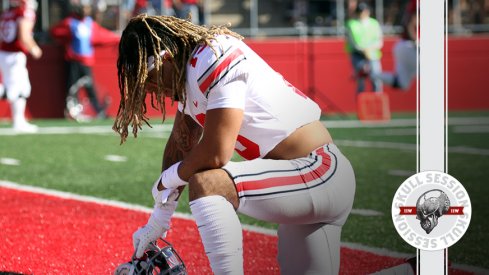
[1,0,487,39]
[1,0,487,126]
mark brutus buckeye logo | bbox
[415,190,450,234]
[392,171,471,250]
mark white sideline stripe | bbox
[0,179,155,213]
[0,157,20,166]
[447,117,489,125]
[0,180,276,235]
[350,208,384,216]
[453,125,489,133]
[336,140,489,156]
[1,180,488,274]
[0,116,487,136]
[0,124,173,136]
[104,155,128,162]
[2,123,486,155]
[449,146,489,156]
[368,128,418,136]
[0,179,379,232]
[335,140,417,151]
[2,124,486,155]
[388,170,416,177]
[323,116,489,128]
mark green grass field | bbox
[1,111,488,269]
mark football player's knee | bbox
[189,171,220,200]
[188,170,238,207]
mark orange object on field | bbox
[357,92,391,122]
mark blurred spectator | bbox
[121,0,136,25]
[383,0,401,27]
[152,0,176,16]
[197,0,206,25]
[289,0,309,27]
[0,0,42,133]
[122,0,156,22]
[345,1,384,93]
[133,0,155,16]
[174,0,200,24]
[50,0,120,121]
[92,0,107,24]
[378,0,417,91]
[347,0,359,19]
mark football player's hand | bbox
[30,45,42,59]
[153,176,181,205]
[133,189,179,258]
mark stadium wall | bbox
[0,36,487,119]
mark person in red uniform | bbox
[50,0,120,121]
[0,0,42,133]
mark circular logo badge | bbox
[391,171,471,251]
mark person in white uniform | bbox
[113,14,356,275]
[0,0,42,132]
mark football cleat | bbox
[13,121,39,133]
[114,240,187,275]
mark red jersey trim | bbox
[236,148,332,193]
[197,46,245,96]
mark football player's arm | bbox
[161,110,203,195]
[49,18,72,44]
[133,111,200,258]
[158,73,246,189]
[178,107,243,180]
[18,17,41,59]
[177,74,247,180]
[91,22,120,46]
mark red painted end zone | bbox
[0,187,473,274]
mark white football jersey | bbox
[178,35,321,160]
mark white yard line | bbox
[104,155,128,162]
[367,128,418,136]
[0,157,20,166]
[0,124,173,136]
[336,140,489,156]
[350,208,384,216]
[323,116,489,128]
[0,116,487,136]
[388,170,416,177]
[335,140,417,151]
[452,125,489,133]
[449,146,489,156]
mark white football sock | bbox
[11,97,27,125]
[190,195,243,275]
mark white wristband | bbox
[161,161,188,189]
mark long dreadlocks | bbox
[113,14,243,143]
